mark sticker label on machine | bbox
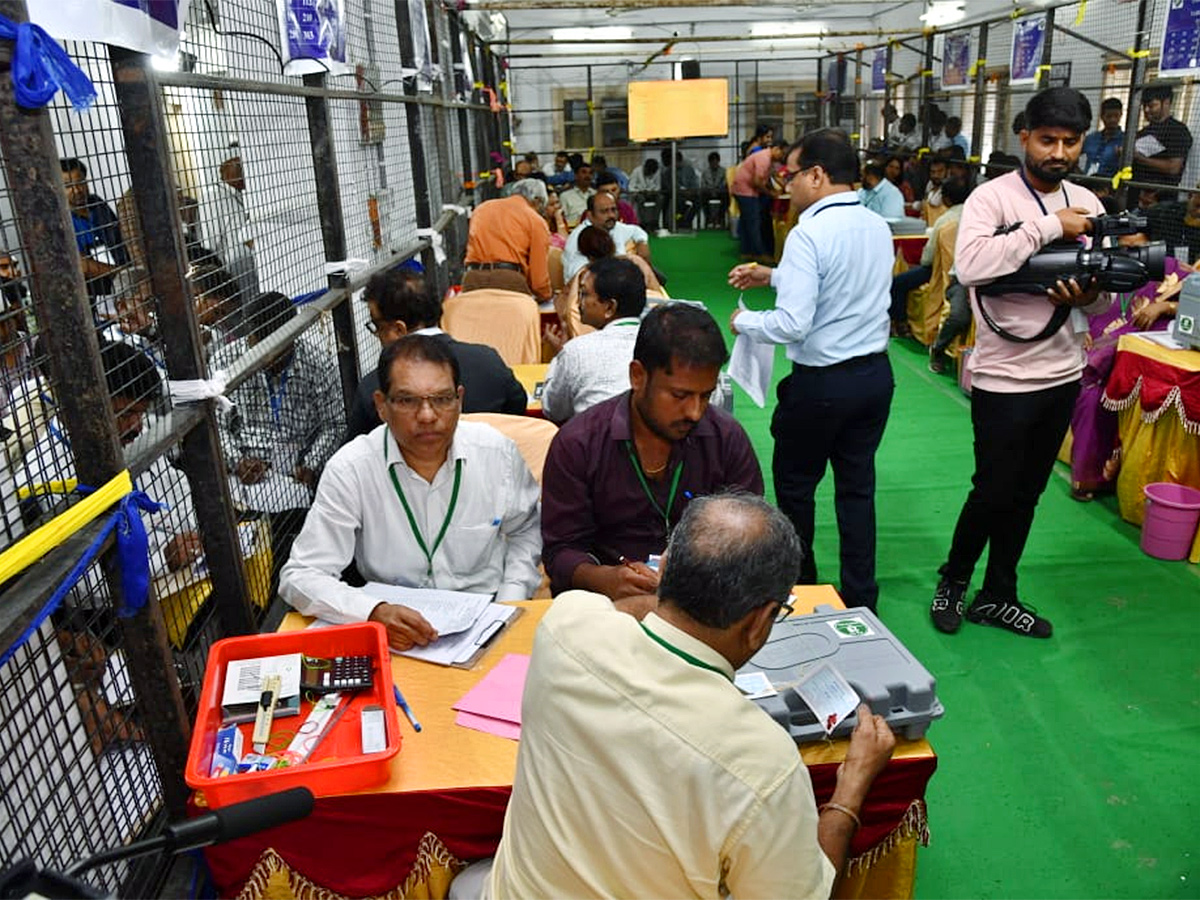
[828,616,874,638]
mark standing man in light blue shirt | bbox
[858,160,906,221]
[729,130,894,611]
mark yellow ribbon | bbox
[18,479,79,501]
[1111,166,1133,190]
[920,69,933,76]
[586,100,594,115]
[850,132,861,140]
[502,140,513,148]
[1127,49,1150,58]
[1037,64,1052,72]
[473,81,484,89]
[1074,0,1087,26]
[917,147,930,158]
[968,155,981,164]
[0,470,132,585]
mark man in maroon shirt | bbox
[541,304,763,599]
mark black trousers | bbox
[772,354,894,610]
[940,381,1079,598]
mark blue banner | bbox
[28,0,188,57]
[872,48,887,93]
[943,33,970,89]
[1010,13,1046,85]
[279,0,347,76]
[1160,0,1200,76]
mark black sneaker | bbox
[930,578,968,633]
[965,590,1053,638]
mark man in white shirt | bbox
[279,334,542,650]
[558,162,595,227]
[560,191,651,283]
[541,257,646,423]
[199,154,258,304]
[488,492,896,899]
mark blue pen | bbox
[393,684,422,733]
[684,491,694,500]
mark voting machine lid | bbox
[738,605,944,743]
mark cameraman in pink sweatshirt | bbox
[930,87,1110,638]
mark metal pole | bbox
[671,138,678,233]
[108,47,256,642]
[815,56,824,130]
[302,71,360,418]
[1117,0,1152,210]
[920,34,934,147]
[853,48,863,148]
[1037,8,1056,91]
[971,24,988,162]
[395,0,440,281]
[884,42,893,113]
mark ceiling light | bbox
[551,26,633,42]
[919,2,966,27]
[749,21,825,38]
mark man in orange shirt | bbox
[462,179,553,300]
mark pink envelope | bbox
[455,710,522,741]
[452,653,529,731]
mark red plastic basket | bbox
[185,622,401,808]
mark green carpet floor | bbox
[650,229,1199,900]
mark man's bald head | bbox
[658,492,802,629]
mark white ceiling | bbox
[465,0,1021,64]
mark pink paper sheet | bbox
[452,653,529,731]
[455,710,522,740]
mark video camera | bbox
[978,213,1166,297]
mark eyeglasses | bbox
[775,597,795,624]
[386,391,460,414]
[781,165,816,186]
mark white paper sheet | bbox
[729,299,775,408]
[393,604,519,666]
[361,583,493,637]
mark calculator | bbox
[301,655,374,694]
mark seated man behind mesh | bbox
[488,492,896,898]
[541,256,646,423]
[346,268,527,441]
[211,291,342,582]
[21,341,201,572]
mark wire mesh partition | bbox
[0,0,502,892]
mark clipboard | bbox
[393,604,524,669]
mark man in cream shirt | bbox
[483,492,896,899]
[279,334,542,650]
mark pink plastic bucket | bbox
[1141,483,1200,561]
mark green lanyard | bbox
[639,622,732,682]
[384,429,462,582]
[624,440,684,537]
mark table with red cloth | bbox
[199,588,938,900]
[893,234,928,266]
[1102,333,1200,561]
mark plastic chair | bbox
[443,289,542,366]
[548,246,564,295]
[461,413,559,486]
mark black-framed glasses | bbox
[775,597,795,624]
[781,164,816,186]
[387,391,460,414]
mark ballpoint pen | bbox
[393,683,422,733]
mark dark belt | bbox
[465,261,521,272]
[793,351,888,372]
